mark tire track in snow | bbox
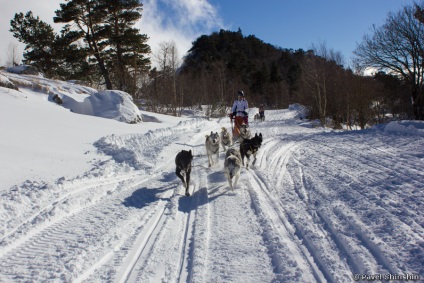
[78,120,221,282]
[111,129,214,283]
[246,171,324,282]
[0,171,142,251]
[126,180,199,283]
[287,155,392,280]
[0,174,163,282]
[185,137,276,282]
[249,137,356,282]
[111,186,176,283]
[176,164,210,283]
[204,182,276,282]
[289,158,382,278]
[243,139,333,282]
[287,134,424,277]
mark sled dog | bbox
[239,123,252,141]
[240,133,263,169]
[224,148,242,190]
[175,149,193,196]
[254,113,260,121]
[205,131,220,167]
[220,127,232,151]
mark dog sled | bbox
[229,112,248,141]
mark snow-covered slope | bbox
[0,75,423,283]
[1,68,142,124]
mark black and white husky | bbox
[240,133,263,169]
[175,149,193,196]
[224,148,242,190]
[205,131,220,167]
[239,123,252,141]
[220,127,232,151]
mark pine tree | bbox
[10,11,93,80]
[54,0,113,89]
[102,0,151,92]
[54,0,151,92]
[10,11,57,76]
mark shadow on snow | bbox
[122,186,171,209]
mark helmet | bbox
[237,90,244,97]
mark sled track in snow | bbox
[118,182,199,283]
[0,172,165,282]
[103,186,175,283]
[111,130,214,283]
[3,112,422,282]
[0,172,143,252]
[246,170,327,282]
[1,119,219,282]
[244,140,330,282]
[282,132,424,279]
[246,137,373,282]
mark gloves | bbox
[242,111,248,116]
[233,112,236,117]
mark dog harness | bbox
[209,144,219,154]
[243,140,259,153]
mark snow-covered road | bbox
[1,106,423,282]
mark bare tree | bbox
[299,43,344,126]
[354,3,424,119]
[153,41,181,116]
[6,42,21,67]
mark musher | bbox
[230,90,249,140]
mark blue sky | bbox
[208,0,417,64]
[0,0,418,67]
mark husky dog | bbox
[220,127,232,151]
[239,123,252,141]
[240,133,263,169]
[224,148,242,190]
[175,149,193,196]
[205,131,220,167]
[254,113,260,121]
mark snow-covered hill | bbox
[0,72,423,282]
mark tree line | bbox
[9,0,150,94]
[8,0,424,126]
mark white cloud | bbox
[0,0,225,67]
[140,0,225,61]
[169,0,221,30]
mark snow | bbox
[0,71,423,283]
[383,120,424,137]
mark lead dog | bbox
[239,123,252,142]
[175,149,193,196]
[224,148,242,190]
[240,133,263,169]
[205,131,220,167]
[220,127,232,151]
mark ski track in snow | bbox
[1,108,424,282]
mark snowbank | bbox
[1,70,142,124]
[383,120,424,137]
[5,65,44,77]
[288,103,308,119]
[62,90,142,124]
